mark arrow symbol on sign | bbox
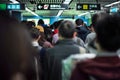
[38,5,42,9]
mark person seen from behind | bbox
[70,13,120,80]
[0,11,41,80]
[43,20,86,80]
[85,12,108,53]
[75,18,90,42]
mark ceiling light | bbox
[56,0,71,17]
[10,0,19,3]
[56,10,63,17]
[78,12,89,16]
[105,1,120,7]
[25,7,39,17]
[63,0,71,4]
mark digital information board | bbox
[0,3,25,10]
[110,7,119,13]
[76,3,101,10]
[37,4,68,10]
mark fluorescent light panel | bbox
[25,7,39,17]
[56,0,71,17]
[56,10,63,17]
[63,0,71,4]
[78,12,89,16]
[10,0,19,3]
[105,1,120,7]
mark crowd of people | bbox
[1,10,120,80]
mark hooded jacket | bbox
[70,53,120,80]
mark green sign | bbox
[0,4,6,10]
[0,3,25,10]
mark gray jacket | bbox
[43,39,85,80]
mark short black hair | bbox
[30,27,41,39]
[53,20,64,29]
[38,19,44,25]
[59,20,76,38]
[53,21,58,29]
[75,19,83,26]
[26,21,36,30]
[95,13,120,52]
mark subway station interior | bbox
[1,0,120,80]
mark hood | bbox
[78,56,120,79]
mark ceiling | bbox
[0,0,119,16]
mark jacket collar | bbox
[56,39,75,45]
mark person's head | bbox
[21,20,28,26]
[30,27,41,41]
[53,20,64,29]
[92,12,108,27]
[58,20,77,39]
[38,19,44,25]
[0,11,37,80]
[95,13,120,52]
[26,21,36,30]
[75,18,84,26]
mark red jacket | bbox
[70,54,120,80]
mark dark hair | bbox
[95,13,120,52]
[59,20,76,38]
[53,21,58,29]
[21,20,27,25]
[30,27,41,39]
[0,11,37,80]
[75,19,83,26]
[38,19,44,25]
[53,20,64,29]
[92,12,108,27]
[26,21,36,30]
[57,20,64,28]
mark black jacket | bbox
[76,26,90,42]
[43,39,81,80]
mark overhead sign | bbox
[0,3,25,10]
[110,7,119,13]
[76,3,101,10]
[7,4,25,10]
[0,4,6,10]
[37,4,68,10]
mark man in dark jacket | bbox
[75,19,90,42]
[43,20,86,80]
[70,13,120,80]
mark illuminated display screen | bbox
[37,4,68,10]
[7,4,20,10]
[7,4,25,10]
[0,4,25,10]
[110,7,118,13]
[77,3,101,10]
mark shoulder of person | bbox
[79,46,86,53]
